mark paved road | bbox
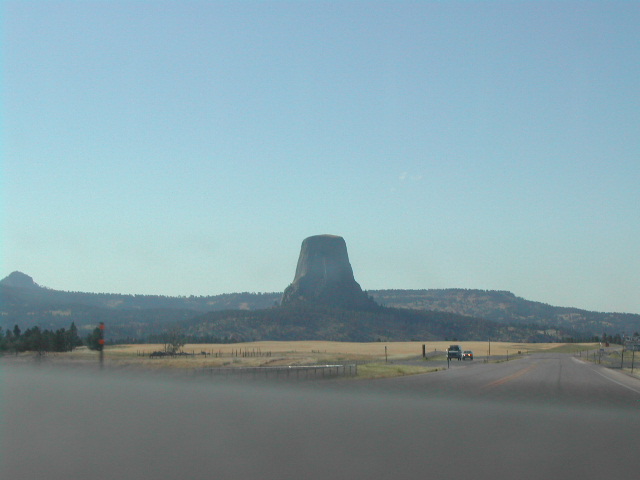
[1,356,639,480]
[368,353,640,408]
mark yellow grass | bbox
[19,341,599,376]
[109,340,585,358]
[356,363,441,379]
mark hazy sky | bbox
[2,1,638,313]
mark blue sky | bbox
[2,1,639,314]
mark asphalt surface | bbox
[1,354,639,479]
[366,353,640,408]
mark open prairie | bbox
[112,340,587,357]
[15,341,599,378]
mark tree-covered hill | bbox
[368,289,640,335]
[179,303,577,343]
[2,272,637,340]
[0,272,280,312]
[0,272,280,338]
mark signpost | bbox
[98,322,105,368]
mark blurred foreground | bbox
[1,360,638,479]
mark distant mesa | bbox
[281,234,375,309]
[0,271,40,289]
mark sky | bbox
[1,1,638,313]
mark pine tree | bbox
[67,322,82,351]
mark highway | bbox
[1,354,639,479]
[364,353,640,408]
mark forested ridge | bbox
[2,272,637,342]
[180,303,588,343]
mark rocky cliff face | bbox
[281,235,374,309]
[0,271,39,289]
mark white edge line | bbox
[574,357,640,395]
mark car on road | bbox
[447,345,463,361]
[462,351,474,361]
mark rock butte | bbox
[281,234,374,309]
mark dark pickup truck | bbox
[446,345,462,361]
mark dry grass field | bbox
[12,340,598,379]
[111,340,593,358]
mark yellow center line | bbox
[483,364,537,388]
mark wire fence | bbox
[580,348,638,372]
[138,348,273,358]
[200,364,358,381]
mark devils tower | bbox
[281,234,374,309]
